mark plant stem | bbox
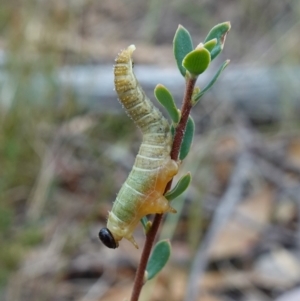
[171,77,196,160]
[130,77,197,301]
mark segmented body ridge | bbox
[105,45,178,248]
[114,45,172,164]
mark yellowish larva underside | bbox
[103,45,178,249]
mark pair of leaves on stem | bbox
[154,22,231,163]
[174,22,231,104]
[141,172,191,282]
[143,22,231,283]
[155,84,194,161]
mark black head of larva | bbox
[99,228,118,249]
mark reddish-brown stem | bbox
[130,77,197,301]
[170,78,196,160]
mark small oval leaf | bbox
[179,116,195,160]
[203,38,217,52]
[182,47,211,76]
[165,172,192,201]
[204,22,231,60]
[155,84,180,124]
[173,25,194,77]
[140,217,148,229]
[192,60,230,104]
[145,221,152,234]
[145,240,171,281]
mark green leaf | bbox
[179,116,195,160]
[165,172,191,201]
[192,60,230,104]
[204,22,231,60]
[145,240,171,281]
[140,217,152,234]
[182,47,211,77]
[173,25,194,77]
[140,217,148,229]
[203,38,217,52]
[155,84,180,124]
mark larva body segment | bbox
[99,45,178,249]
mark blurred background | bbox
[1,1,300,301]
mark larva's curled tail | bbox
[114,45,170,136]
[99,45,178,249]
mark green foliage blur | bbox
[0,2,136,289]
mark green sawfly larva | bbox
[99,45,179,249]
